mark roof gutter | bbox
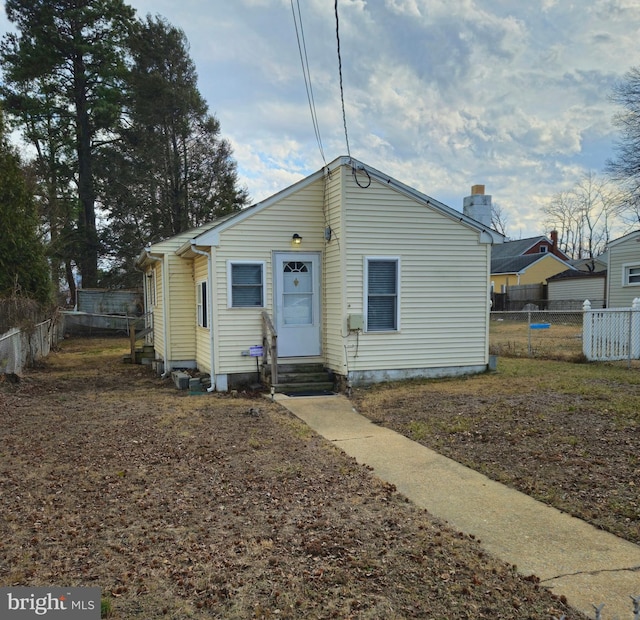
[190,243,216,392]
[143,247,170,378]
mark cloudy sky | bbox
[2,0,640,239]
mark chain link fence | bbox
[578,595,640,620]
[490,310,584,360]
[0,314,65,375]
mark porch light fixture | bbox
[292,233,302,246]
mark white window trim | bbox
[227,260,266,308]
[147,270,156,307]
[196,280,208,328]
[622,262,640,287]
[363,256,401,333]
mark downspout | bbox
[190,243,216,392]
[143,247,170,378]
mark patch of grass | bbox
[407,420,430,440]
[101,597,112,618]
[352,356,640,545]
[437,415,473,434]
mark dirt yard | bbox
[352,357,640,547]
[0,338,585,619]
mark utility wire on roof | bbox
[334,0,351,159]
[290,0,326,167]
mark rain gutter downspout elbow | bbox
[190,243,216,392]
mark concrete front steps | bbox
[264,362,335,395]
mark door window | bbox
[283,261,312,325]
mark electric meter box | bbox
[347,314,364,331]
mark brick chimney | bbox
[550,230,558,251]
[463,185,492,228]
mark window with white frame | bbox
[365,257,400,332]
[623,263,640,286]
[196,280,208,328]
[540,245,548,253]
[228,262,265,307]
[146,271,155,306]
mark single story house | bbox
[491,233,570,262]
[491,253,574,293]
[547,269,607,309]
[136,156,503,392]
[605,230,640,307]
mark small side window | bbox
[197,281,208,328]
[625,265,640,285]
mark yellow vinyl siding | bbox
[165,255,195,360]
[152,262,164,358]
[147,230,197,366]
[492,255,569,291]
[194,255,210,372]
[213,178,326,375]
[341,167,490,373]
[517,256,567,284]
[323,169,346,373]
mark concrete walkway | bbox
[274,393,640,620]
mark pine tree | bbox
[0,112,51,304]
[1,0,136,288]
[97,16,248,287]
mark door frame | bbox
[273,251,322,358]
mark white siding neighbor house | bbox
[136,156,503,391]
[606,231,640,308]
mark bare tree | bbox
[542,172,622,259]
[491,202,509,237]
[609,67,640,198]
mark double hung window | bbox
[229,262,265,307]
[365,258,399,332]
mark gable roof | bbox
[181,156,504,250]
[491,236,552,259]
[606,229,640,249]
[568,257,607,273]
[491,252,573,275]
[547,268,606,281]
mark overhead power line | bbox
[334,0,351,159]
[290,0,326,166]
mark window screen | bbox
[231,263,264,307]
[367,259,398,331]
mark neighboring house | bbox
[491,253,574,293]
[605,230,640,308]
[547,269,607,309]
[491,232,570,263]
[136,156,503,392]
[490,233,573,295]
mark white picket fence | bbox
[582,299,640,361]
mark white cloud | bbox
[2,0,640,240]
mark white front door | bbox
[274,252,321,357]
